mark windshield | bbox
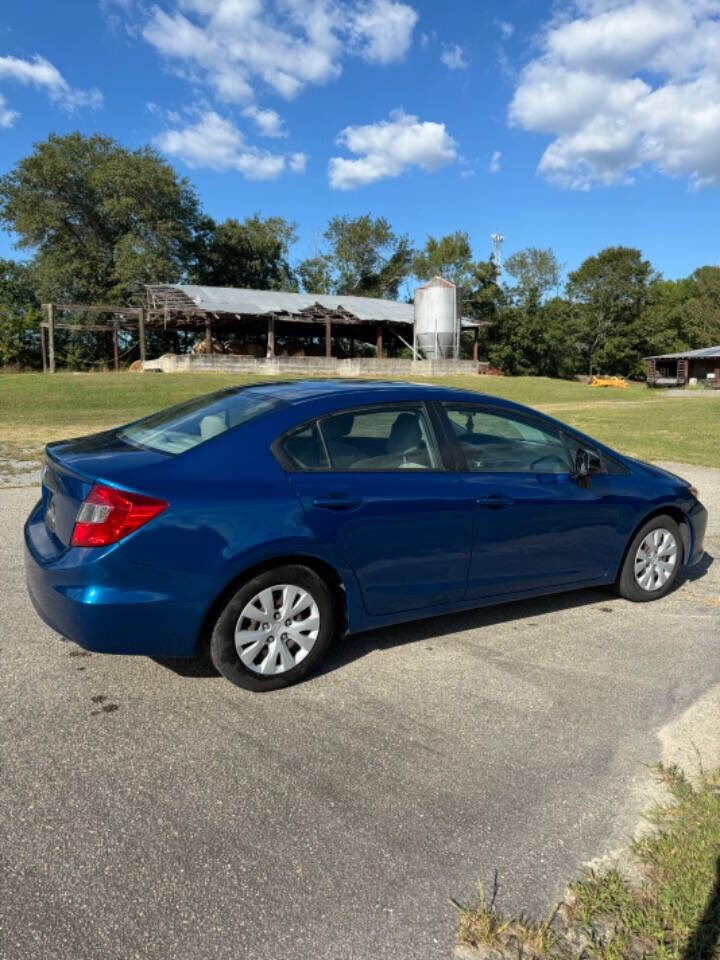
[118,388,282,455]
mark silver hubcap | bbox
[234,584,320,676]
[634,527,678,592]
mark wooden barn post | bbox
[204,317,212,353]
[472,326,479,363]
[325,316,332,358]
[46,303,56,373]
[267,315,275,358]
[112,322,119,371]
[40,323,47,373]
[376,325,383,359]
[137,307,146,363]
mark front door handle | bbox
[474,495,514,509]
[312,496,363,511]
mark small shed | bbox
[646,346,720,387]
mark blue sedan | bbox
[25,380,708,690]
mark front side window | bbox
[119,388,282,455]
[320,406,440,471]
[443,405,570,474]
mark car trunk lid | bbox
[42,430,171,548]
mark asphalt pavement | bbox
[1,462,718,960]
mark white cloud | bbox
[440,44,469,70]
[489,150,501,173]
[139,0,417,104]
[510,0,720,188]
[0,54,103,113]
[242,104,286,137]
[349,0,418,64]
[329,108,457,189]
[289,151,308,173]
[498,20,514,39]
[0,93,18,128]
[155,110,286,179]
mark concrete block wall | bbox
[142,354,488,377]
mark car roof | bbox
[242,378,492,405]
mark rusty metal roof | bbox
[158,284,415,324]
[147,284,480,327]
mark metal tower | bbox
[491,233,504,275]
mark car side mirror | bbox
[574,448,603,487]
[575,449,592,487]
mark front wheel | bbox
[617,515,682,602]
[210,565,335,691]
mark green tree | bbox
[0,258,41,367]
[639,279,690,358]
[193,214,298,291]
[486,297,582,377]
[566,246,657,378]
[504,247,561,309]
[296,255,333,295]
[647,267,720,351]
[0,132,203,304]
[412,231,475,288]
[298,215,412,298]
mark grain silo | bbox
[413,276,460,360]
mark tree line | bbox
[1,132,718,375]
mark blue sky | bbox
[2,0,720,283]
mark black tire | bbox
[616,514,683,602]
[209,564,335,691]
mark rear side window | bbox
[119,389,281,455]
[320,406,440,471]
[280,423,329,470]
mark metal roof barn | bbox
[38,280,484,372]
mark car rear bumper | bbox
[24,502,206,657]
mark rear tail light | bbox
[71,484,168,547]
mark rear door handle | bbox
[312,496,363,511]
[474,495,514,509]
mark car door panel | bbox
[289,471,472,615]
[283,403,472,617]
[460,471,619,598]
[436,402,621,600]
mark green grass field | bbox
[0,371,718,468]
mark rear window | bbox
[280,423,330,470]
[118,389,282,455]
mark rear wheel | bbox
[209,565,335,691]
[617,515,682,602]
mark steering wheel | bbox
[529,454,566,472]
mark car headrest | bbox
[200,414,227,440]
[324,413,355,441]
[388,413,421,454]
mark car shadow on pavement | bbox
[152,551,714,683]
[682,550,714,583]
[317,586,626,675]
[682,853,720,960]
